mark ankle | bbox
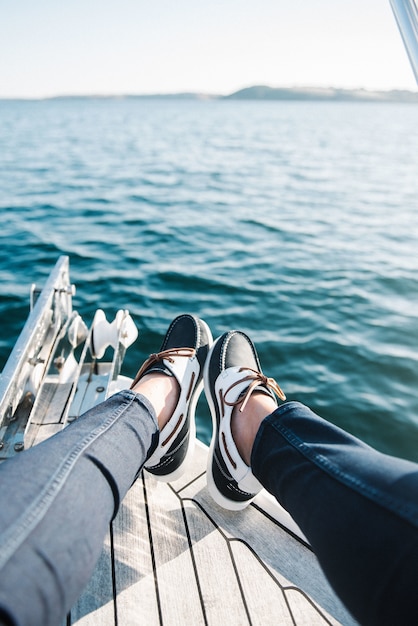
[132,373,179,430]
[231,392,277,465]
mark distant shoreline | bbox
[224,85,418,103]
[2,85,418,103]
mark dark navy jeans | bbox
[252,401,418,626]
[0,393,417,625]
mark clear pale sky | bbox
[1,0,416,98]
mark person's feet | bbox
[204,330,286,510]
[131,314,212,482]
[132,371,179,430]
[231,390,278,466]
[132,318,285,504]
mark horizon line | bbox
[1,83,418,101]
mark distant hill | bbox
[223,85,418,103]
[2,86,418,102]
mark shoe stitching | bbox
[213,453,254,497]
[221,431,237,470]
[163,314,199,351]
[186,371,196,401]
[166,429,189,456]
[219,332,230,372]
[161,412,184,446]
[218,387,225,417]
[148,430,189,470]
[219,330,260,372]
[149,456,173,470]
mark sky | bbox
[1,0,417,99]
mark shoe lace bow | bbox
[131,347,196,387]
[223,367,286,413]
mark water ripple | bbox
[1,99,418,459]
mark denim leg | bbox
[251,401,418,626]
[0,389,158,626]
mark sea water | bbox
[1,97,418,461]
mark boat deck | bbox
[68,441,355,626]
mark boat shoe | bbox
[131,314,212,482]
[204,330,286,510]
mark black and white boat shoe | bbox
[204,330,286,510]
[131,314,213,482]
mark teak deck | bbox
[67,441,356,626]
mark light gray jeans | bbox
[0,390,158,626]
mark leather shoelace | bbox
[131,347,196,389]
[222,367,286,413]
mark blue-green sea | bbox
[1,97,418,461]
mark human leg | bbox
[252,402,418,626]
[0,314,211,626]
[0,390,158,626]
[205,330,418,626]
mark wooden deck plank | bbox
[229,539,298,626]
[182,498,251,624]
[112,476,161,625]
[285,587,340,626]
[143,473,206,625]
[70,531,115,625]
[230,540,335,626]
